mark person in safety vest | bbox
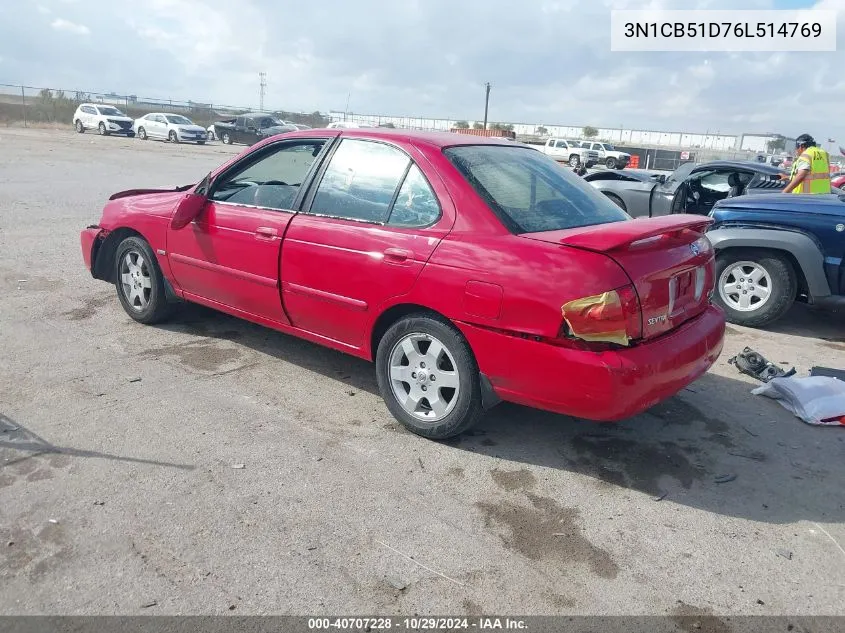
[780,134,831,194]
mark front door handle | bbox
[384,247,412,263]
[255,226,277,240]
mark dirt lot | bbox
[0,128,843,617]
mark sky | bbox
[1,0,843,141]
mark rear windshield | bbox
[444,145,630,233]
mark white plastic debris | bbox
[752,376,845,426]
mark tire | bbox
[114,236,173,325]
[569,154,580,167]
[197,140,205,145]
[606,157,617,169]
[169,130,179,143]
[98,122,108,136]
[138,127,147,140]
[127,132,135,138]
[714,249,797,328]
[604,192,627,212]
[222,132,232,145]
[375,314,484,440]
[75,119,84,133]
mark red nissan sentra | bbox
[80,129,725,439]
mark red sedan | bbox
[80,129,724,439]
[832,173,845,189]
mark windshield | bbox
[166,115,193,125]
[445,145,630,233]
[256,117,283,128]
[98,106,125,117]
[668,161,698,184]
[602,144,615,151]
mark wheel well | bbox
[370,304,446,360]
[93,228,145,283]
[716,246,809,302]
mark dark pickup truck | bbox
[213,113,297,146]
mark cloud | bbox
[37,5,51,14]
[50,18,90,35]
[0,0,840,146]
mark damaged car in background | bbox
[585,160,791,217]
[80,130,724,440]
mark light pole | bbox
[483,82,491,130]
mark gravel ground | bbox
[0,128,843,617]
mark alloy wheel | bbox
[718,261,772,312]
[119,250,152,311]
[388,333,460,423]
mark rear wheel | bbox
[75,120,84,133]
[138,127,147,140]
[376,314,484,440]
[569,154,580,167]
[169,130,179,143]
[114,236,173,324]
[714,249,796,327]
[606,157,617,169]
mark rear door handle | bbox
[384,248,413,263]
[255,227,277,240]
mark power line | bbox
[259,72,267,111]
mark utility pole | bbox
[259,72,267,111]
[483,82,491,130]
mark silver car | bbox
[584,160,789,217]
[134,113,208,144]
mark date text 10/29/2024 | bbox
[308,617,528,630]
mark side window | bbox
[309,139,409,223]
[245,118,256,130]
[698,171,733,193]
[592,143,602,151]
[555,140,568,149]
[388,164,441,228]
[210,140,326,210]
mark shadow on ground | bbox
[156,304,844,526]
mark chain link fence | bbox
[0,84,330,128]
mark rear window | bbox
[444,145,630,233]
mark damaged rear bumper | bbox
[457,305,725,421]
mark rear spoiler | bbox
[558,215,713,252]
[108,184,195,200]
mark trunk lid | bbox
[522,215,715,340]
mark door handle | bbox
[255,226,277,240]
[384,247,412,263]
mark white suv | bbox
[73,103,135,137]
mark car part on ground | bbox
[728,346,796,382]
[79,128,724,440]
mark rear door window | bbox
[445,145,629,233]
[308,139,410,224]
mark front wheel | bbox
[714,250,797,327]
[606,157,617,169]
[569,154,580,167]
[169,130,179,143]
[98,122,108,136]
[138,127,147,140]
[376,314,484,440]
[114,236,173,324]
[221,132,232,144]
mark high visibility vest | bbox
[790,146,831,194]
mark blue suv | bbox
[706,193,845,327]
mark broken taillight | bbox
[559,285,642,348]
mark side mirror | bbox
[170,193,207,230]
